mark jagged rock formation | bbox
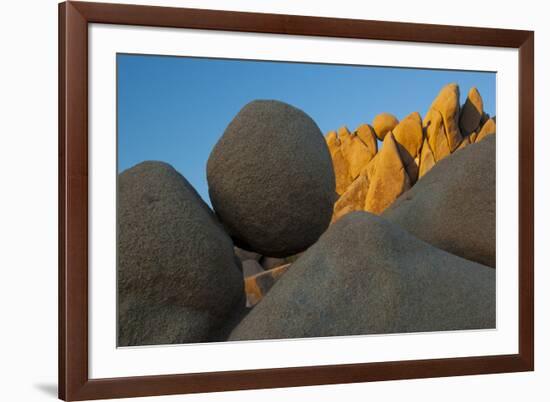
[207,100,335,257]
[326,125,377,195]
[326,83,496,222]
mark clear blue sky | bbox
[117,54,496,204]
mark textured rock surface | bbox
[476,117,496,143]
[356,124,378,155]
[118,161,244,346]
[428,83,462,152]
[326,130,352,195]
[384,135,496,267]
[423,109,451,162]
[460,87,484,135]
[418,137,436,178]
[332,175,369,223]
[207,100,335,257]
[364,133,411,214]
[326,125,376,195]
[340,126,376,180]
[229,212,495,340]
[372,112,399,141]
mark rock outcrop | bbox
[117,161,244,346]
[326,125,376,195]
[207,100,335,257]
[229,212,495,341]
[384,135,496,267]
[326,83,496,220]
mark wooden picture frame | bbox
[59,1,534,400]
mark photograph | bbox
[116,54,497,346]
[1,0,544,401]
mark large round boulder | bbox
[118,161,244,346]
[229,212,495,341]
[384,135,496,267]
[207,100,335,257]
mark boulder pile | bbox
[118,85,496,346]
[327,84,496,222]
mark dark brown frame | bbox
[59,1,534,400]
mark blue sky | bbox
[117,54,496,204]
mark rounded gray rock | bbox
[118,161,244,346]
[229,212,495,341]
[384,135,496,267]
[207,100,335,257]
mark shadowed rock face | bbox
[229,212,495,341]
[207,100,335,258]
[476,117,496,143]
[384,135,496,267]
[460,87,484,135]
[392,111,424,183]
[118,161,244,346]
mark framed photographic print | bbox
[59,1,534,400]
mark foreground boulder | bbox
[207,100,335,257]
[229,212,495,341]
[384,135,496,267]
[118,162,244,346]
